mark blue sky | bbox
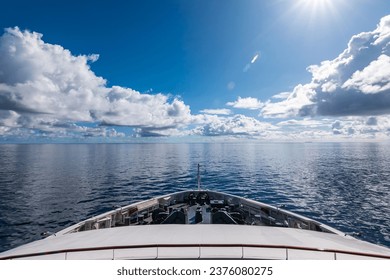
[1,0,390,142]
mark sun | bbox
[297,0,336,14]
[291,0,341,26]
[301,0,333,9]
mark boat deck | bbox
[2,225,390,260]
[2,190,390,260]
[64,190,335,235]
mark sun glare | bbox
[308,0,332,8]
[298,0,336,13]
[292,0,341,25]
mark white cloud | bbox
[262,14,390,118]
[271,92,291,99]
[0,113,126,140]
[193,114,277,137]
[99,86,191,128]
[0,27,106,121]
[343,54,390,94]
[262,84,316,118]
[199,108,232,115]
[0,27,192,139]
[329,116,390,139]
[226,96,264,110]
[277,118,332,128]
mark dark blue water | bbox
[0,143,389,253]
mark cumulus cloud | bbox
[199,108,232,115]
[100,86,191,128]
[0,27,106,120]
[262,84,316,118]
[192,114,277,137]
[343,54,390,94]
[0,113,125,140]
[0,27,192,139]
[262,15,390,118]
[329,116,390,138]
[277,118,332,128]
[271,92,291,99]
[226,96,264,110]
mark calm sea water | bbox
[0,143,389,253]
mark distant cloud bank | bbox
[199,109,232,115]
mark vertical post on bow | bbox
[197,163,201,191]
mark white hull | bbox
[1,190,390,260]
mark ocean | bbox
[0,142,389,253]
